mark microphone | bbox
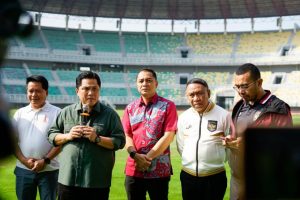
[80,104,90,126]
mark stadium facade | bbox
[1,0,300,110]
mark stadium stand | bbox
[42,28,81,50]
[3,27,300,108]
[21,29,45,49]
[193,71,231,87]
[1,66,27,80]
[236,31,290,54]
[123,33,147,54]
[29,67,55,81]
[187,33,236,54]
[3,85,26,94]
[56,69,81,82]
[82,31,121,52]
[149,33,183,54]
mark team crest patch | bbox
[207,120,217,132]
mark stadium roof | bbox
[20,0,300,20]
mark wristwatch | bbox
[43,157,51,164]
[129,151,137,159]
[94,135,101,144]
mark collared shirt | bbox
[122,93,178,178]
[233,90,293,137]
[13,102,61,171]
[48,101,125,188]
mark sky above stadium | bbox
[31,12,300,33]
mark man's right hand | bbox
[21,157,35,169]
[66,125,86,141]
[134,153,152,172]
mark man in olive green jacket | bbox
[48,71,125,200]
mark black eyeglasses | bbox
[233,80,257,91]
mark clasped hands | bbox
[133,153,152,172]
[22,157,46,173]
[67,125,97,143]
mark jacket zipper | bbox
[196,113,203,176]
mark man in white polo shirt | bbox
[13,75,61,200]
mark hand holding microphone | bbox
[79,104,97,142]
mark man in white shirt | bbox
[176,78,232,200]
[13,75,61,200]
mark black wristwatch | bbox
[129,151,137,159]
[43,157,51,164]
[94,135,101,144]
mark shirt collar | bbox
[243,90,272,107]
[26,101,50,113]
[191,100,215,114]
[138,93,158,106]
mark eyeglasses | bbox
[233,80,257,91]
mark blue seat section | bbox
[49,86,61,95]
[3,85,26,94]
[21,29,45,48]
[82,31,121,52]
[99,72,125,83]
[123,33,147,53]
[56,70,80,82]
[30,68,54,81]
[65,87,76,96]
[130,88,140,97]
[101,87,128,96]
[1,67,27,79]
[43,28,80,50]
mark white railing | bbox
[7,47,300,66]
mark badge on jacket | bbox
[207,120,217,132]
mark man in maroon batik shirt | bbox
[122,68,178,200]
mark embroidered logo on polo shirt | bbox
[207,120,217,132]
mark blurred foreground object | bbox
[244,127,300,199]
[0,0,33,159]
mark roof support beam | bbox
[60,0,76,15]
[142,0,153,19]
[88,0,103,17]
[31,0,48,12]
[244,0,258,18]
[271,0,287,16]
[115,0,128,18]
[192,0,204,19]
[219,0,232,19]
[168,0,178,19]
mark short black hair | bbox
[236,63,261,81]
[136,68,157,80]
[186,78,209,89]
[76,71,101,88]
[26,75,48,91]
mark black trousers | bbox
[125,176,170,200]
[180,170,227,200]
[57,183,110,200]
